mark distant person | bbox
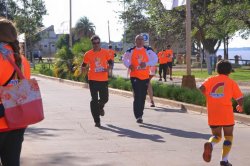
[38,50,43,63]
[0,17,31,166]
[81,35,112,127]
[148,66,157,107]
[107,45,117,77]
[122,34,157,123]
[165,45,173,81]
[199,60,244,166]
[157,49,168,82]
[217,55,222,62]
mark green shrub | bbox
[243,95,250,115]
[39,67,54,76]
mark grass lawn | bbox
[31,63,54,74]
[173,68,250,81]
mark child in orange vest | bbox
[199,60,244,166]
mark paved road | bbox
[21,76,250,166]
[113,63,250,94]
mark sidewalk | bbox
[21,76,250,166]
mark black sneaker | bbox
[220,161,232,166]
[100,109,105,116]
[95,123,101,127]
[150,101,155,107]
[164,79,167,82]
[170,77,173,81]
[158,78,162,81]
[136,118,143,123]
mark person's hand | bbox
[81,67,87,75]
[103,68,109,72]
[236,105,243,113]
[139,62,146,69]
[129,65,135,71]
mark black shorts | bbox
[166,62,172,68]
[209,124,234,128]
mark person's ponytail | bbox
[9,40,22,68]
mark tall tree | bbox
[124,0,250,74]
[1,0,47,56]
[74,16,95,41]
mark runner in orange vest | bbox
[0,18,31,166]
[107,45,117,77]
[122,34,158,123]
[157,49,168,81]
[81,35,112,127]
[165,45,173,81]
[199,60,243,166]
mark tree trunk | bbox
[202,39,219,75]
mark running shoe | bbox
[136,118,143,123]
[100,108,105,116]
[203,142,213,162]
[220,161,232,166]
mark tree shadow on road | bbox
[100,124,165,143]
[140,123,210,140]
[21,152,90,166]
[25,127,73,140]
[146,106,187,113]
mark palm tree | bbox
[74,16,95,41]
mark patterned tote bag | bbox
[0,44,44,128]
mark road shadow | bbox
[140,123,210,140]
[25,127,72,139]
[100,124,165,143]
[21,152,91,166]
[146,106,187,113]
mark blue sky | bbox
[42,0,250,48]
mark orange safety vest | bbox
[165,49,173,62]
[0,44,31,131]
[130,48,149,80]
[108,49,116,61]
[158,51,168,64]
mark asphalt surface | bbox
[21,76,250,166]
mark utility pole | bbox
[108,20,111,44]
[186,0,191,76]
[123,0,126,51]
[5,0,8,19]
[181,0,196,89]
[69,0,73,48]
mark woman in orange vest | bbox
[0,18,31,166]
[122,35,158,123]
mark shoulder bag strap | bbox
[5,55,25,80]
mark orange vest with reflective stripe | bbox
[0,45,31,131]
[130,48,149,80]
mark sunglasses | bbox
[92,42,100,45]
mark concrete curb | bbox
[33,74,250,125]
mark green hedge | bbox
[108,77,250,114]
[37,70,250,115]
